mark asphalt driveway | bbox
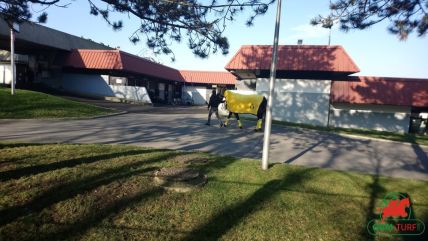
[1,110,427,180]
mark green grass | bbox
[0,143,427,241]
[243,117,428,146]
[0,87,115,118]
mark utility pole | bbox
[261,0,283,170]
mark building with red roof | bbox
[60,50,236,104]
[226,45,359,79]
[179,70,236,85]
[0,19,236,105]
[226,44,428,134]
[1,18,427,133]
[178,70,236,105]
[61,49,185,103]
[329,76,428,133]
[65,49,184,82]
[331,76,428,107]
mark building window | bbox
[109,76,127,86]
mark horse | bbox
[223,90,267,131]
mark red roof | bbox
[225,45,360,73]
[179,70,236,85]
[331,76,428,107]
[64,49,184,82]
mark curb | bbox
[334,132,424,146]
[0,111,128,121]
[87,111,128,119]
[242,117,427,147]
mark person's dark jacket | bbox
[208,94,224,108]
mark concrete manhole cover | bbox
[154,167,207,193]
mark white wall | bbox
[235,79,256,91]
[61,73,113,96]
[0,64,12,85]
[61,73,151,104]
[110,85,151,103]
[256,78,332,126]
[229,89,257,95]
[330,103,411,133]
[182,86,208,105]
[237,77,412,132]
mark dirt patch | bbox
[169,153,210,165]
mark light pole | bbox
[261,0,283,170]
[10,27,16,95]
[9,22,19,96]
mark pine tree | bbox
[312,0,428,40]
[1,0,275,59]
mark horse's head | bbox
[400,198,410,207]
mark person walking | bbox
[206,89,224,127]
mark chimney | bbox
[297,39,303,45]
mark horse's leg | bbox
[224,112,233,127]
[255,97,267,132]
[235,113,243,129]
[256,118,263,131]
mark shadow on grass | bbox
[381,193,428,241]
[404,210,428,241]
[0,149,162,181]
[181,168,314,241]
[362,150,387,241]
[36,187,165,241]
[363,174,386,240]
[0,151,185,226]
[0,145,245,241]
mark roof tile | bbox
[331,76,428,107]
[64,49,184,81]
[179,70,236,85]
[225,45,360,73]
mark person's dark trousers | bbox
[207,107,224,126]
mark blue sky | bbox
[34,0,428,78]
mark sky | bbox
[31,0,428,78]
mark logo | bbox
[367,192,425,237]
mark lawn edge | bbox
[241,117,428,147]
[0,111,128,120]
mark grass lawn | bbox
[0,143,427,240]
[0,87,115,118]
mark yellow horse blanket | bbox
[224,90,264,115]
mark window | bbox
[109,76,127,86]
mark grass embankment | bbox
[242,117,428,146]
[272,120,428,146]
[0,87,115,118]
[1,143,427,241]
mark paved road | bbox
[1,111,427,180]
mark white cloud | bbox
[286,24,331,41]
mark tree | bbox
[1,0,275,60]
[312,0,428,40]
